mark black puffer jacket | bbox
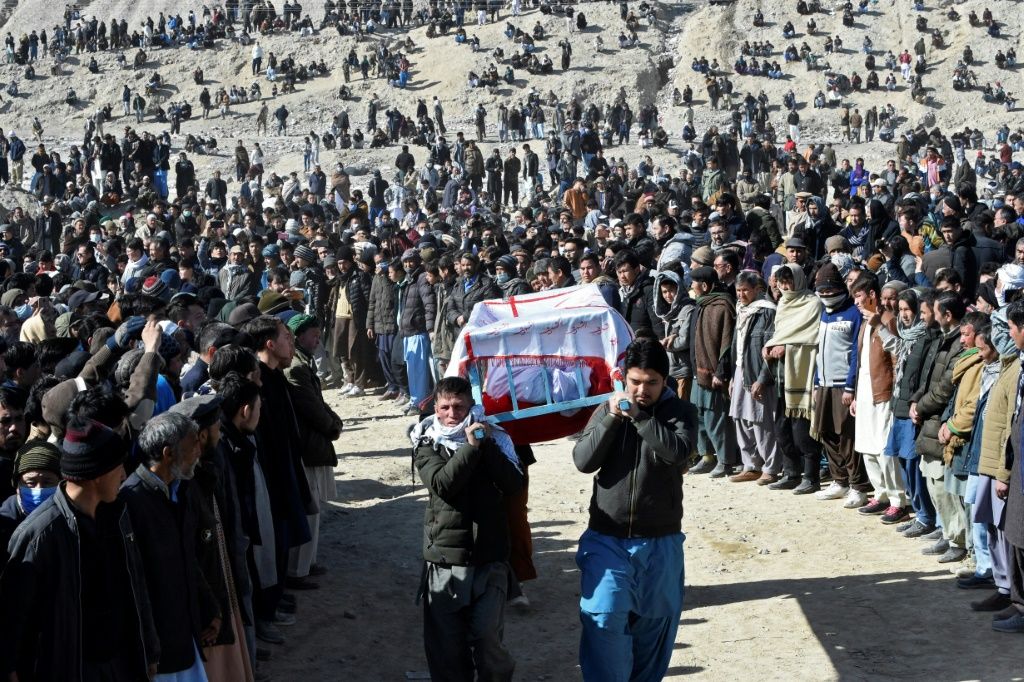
[368,271,398,335]
[414,436,524,566]
[618,272,665,337]
[343,268,372,328]
[446,274,500,329]
[573,391,697,538]
[399,267,437,336]
[911,327,963,460]
[890,325,940,418]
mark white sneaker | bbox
[346,385,365,397]
[339,383,354,393]
[815,481,850,500]
[843,489,869,509]
[509,594,530,608]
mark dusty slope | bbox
[268,388,1014,681]
[0,0,1019,206]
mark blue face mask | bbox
[14,303,32,321]
[19,485,57,515]
[495,272,511,285]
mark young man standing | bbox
[412,377,524,680]
[911,293,967,561]
[812,263,871,508]
[686,267,737,477]
[0,417,159,680]
[573,339,697,681]
[849,273,908,524]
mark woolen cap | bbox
[60,417,126,481]
[814,262,845,291]
[13,440,62,486]
[690,246,715,267]
[286,313,319,337]
[294,245,317,264]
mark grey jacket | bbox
[732,304,776,389]
[368,271,398,336]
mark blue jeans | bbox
[576,529,685,682]
[403,333,433,407]
[965,474,993,577]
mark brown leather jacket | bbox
[855,310,896,403]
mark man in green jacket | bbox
[412,377,524,681]
[284,314,343,587]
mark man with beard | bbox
[447,252,500,333]
[120,411,221,680]
[0,416,159,680]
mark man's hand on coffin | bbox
[466,422,491,447]
[609,392,639,420]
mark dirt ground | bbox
[263,388,1015,681]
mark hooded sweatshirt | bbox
[653,270,695,379]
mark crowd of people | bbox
[0,0,1024,680]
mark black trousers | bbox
[774,407,820,482]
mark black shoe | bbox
[256,621,286,645]
[689,457,716,475]
[857,498,889,515]
[768,476,801,491]
[309,563,328,577]
[792,479,820,495]
[972,591,1012,612]
[922,538,950,555]
[902,521,936,538]
[957,574,996,590]
[992,604,1020,621]
[880,506,911,525]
